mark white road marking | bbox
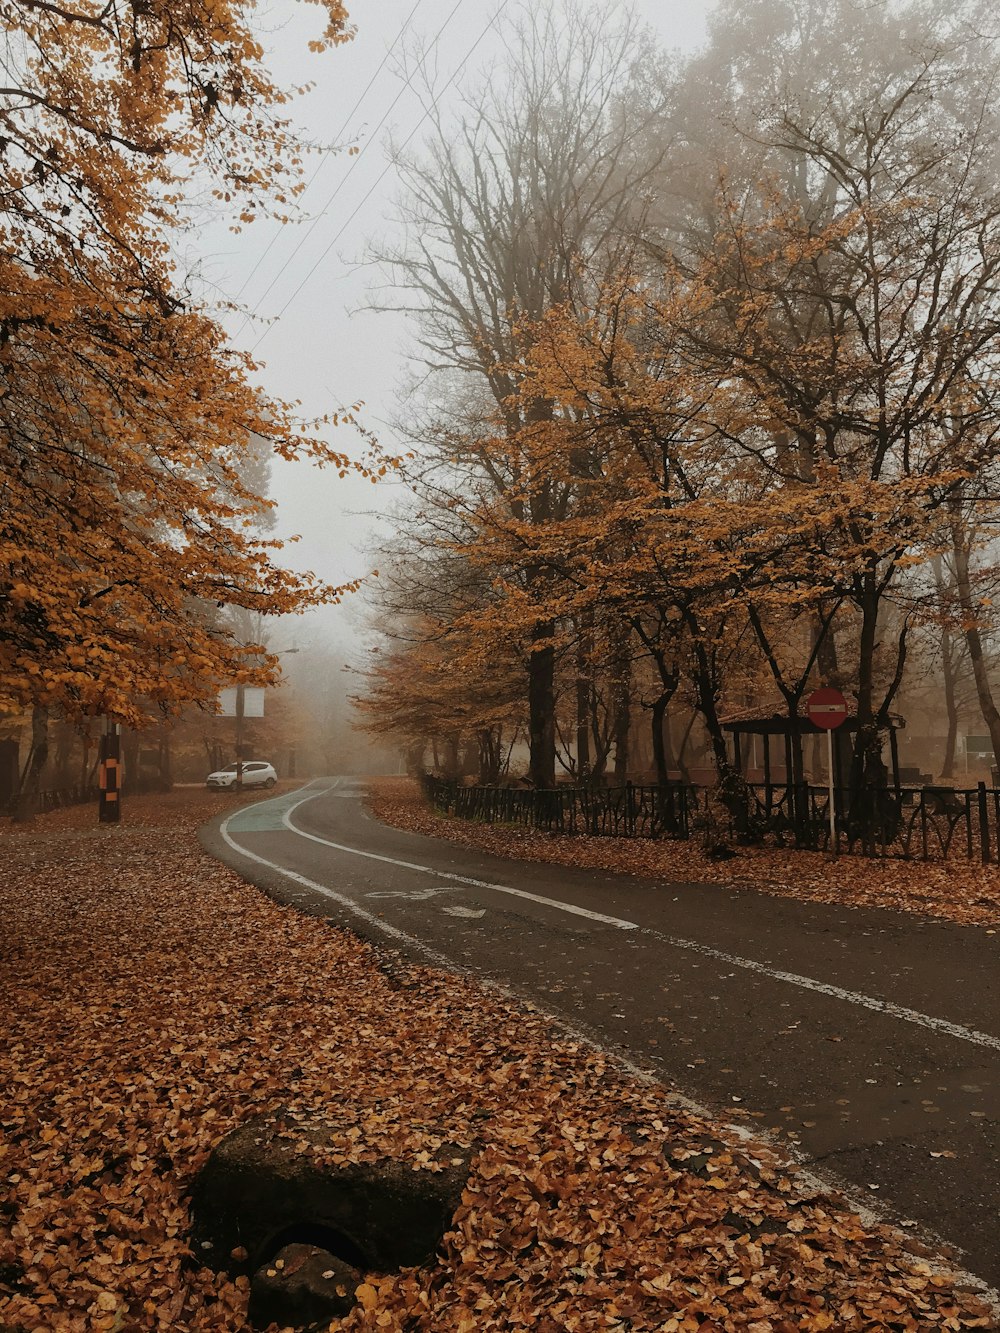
[442,906,486,919]
[637,929,1000,1053]
[219,811,455,972]
[214,781,1000,1310]
[277,794,640,931]
[255,785,1000,1057]
[366,886,456,901]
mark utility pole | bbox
[235,683,245,792]
[230,645,296,792]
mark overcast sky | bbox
[196,0,717,633]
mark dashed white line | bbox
[277,793,640,930]
[215,785,1000,1315]
[222,785,1000,1055]
[637,929,1000,1053]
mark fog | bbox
[194,0,716,618]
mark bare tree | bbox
[372,0,672,786]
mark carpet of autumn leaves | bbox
[365,779,1000,931]
[1,789,997,1333]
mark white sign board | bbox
[217,687,265,718]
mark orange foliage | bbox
[1,789,994,1329]
[0,0,358,725]
[438,179,1000,756]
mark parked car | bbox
[205,761,277,790]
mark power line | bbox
[233,0,433,304]
[240,0,469,332]
[252,0,510,352]
[236,0,472,344]
[240,0,463,328]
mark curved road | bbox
[201,777,1000,1292]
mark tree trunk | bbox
[528,624,556,788]
[575,626,592,785]
[575,674,591,784]
[460,739,478,778]
[846,576,895,844]
[932,554,960,780]
[941,628,960,779]
[689,641,748,840]
[664,707,679,770]
[13,706,49,823]
[611,638,631,782]
[675,712,696,783]
[651,694,670,787]
[647,645,680,788]
[689,640,736,786]
[850,577,883,792]
[405,741,426,776]
[477,728,502,785]
[816,606,840,681]
[951,514,1000,764]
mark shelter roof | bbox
[720,714,904,736]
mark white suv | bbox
[205,761,277,790]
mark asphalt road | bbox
[201,777,1000,1291]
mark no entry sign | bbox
[806,687,848,730]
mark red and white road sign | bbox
[806,687,849,729]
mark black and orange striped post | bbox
[98,726,121,823]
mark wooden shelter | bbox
[721,713,904,797]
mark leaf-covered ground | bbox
[1,788,996,1332]
[366,779,1000,932]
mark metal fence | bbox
[421,774,1000,864]
[3,782,100,816]
[428,777,700,841]
[2,776,170,817]
[743,779,998,862]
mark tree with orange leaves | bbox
[378,5,672,788]
[0,0,357,729]
[436,272,763,798]
[352,515,527,785]
[353,624,526,786]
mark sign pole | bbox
[806,687,849,858]
[235,683,245,792]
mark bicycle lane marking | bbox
[279,790,639,930]
[219,787,455,972]
[211,785,1000,1310]
[227,784,1000,1056]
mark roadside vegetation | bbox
[0,0,364,811]
[356,0,1000,813]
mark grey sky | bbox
[199,0,717,605]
